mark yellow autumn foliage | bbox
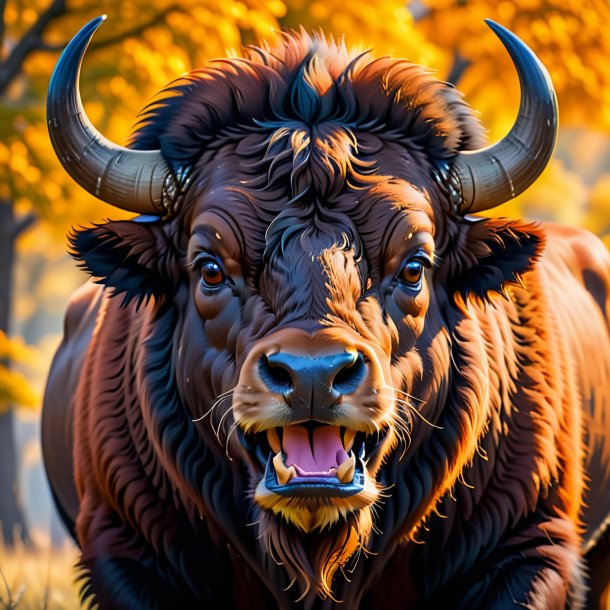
[492,158,589,224]
[0,331,35,364]
[584,173,610,250]
[1,0,286,242]
[0,332,39,412]
[417,0,610,138]
[282,0,443,68]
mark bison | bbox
[42,15,610,610]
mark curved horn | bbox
[451,20,558,214]
[47,16,174,216]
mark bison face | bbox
[176,169,542,540]
[185,180,437,534]
[70,164,541,540]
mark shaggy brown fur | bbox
[42,31,610,609]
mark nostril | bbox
[258,355,294,394]
[332,353,366,395]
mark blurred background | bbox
[1,0,609,606]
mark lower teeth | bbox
[270,450,357,485]
[273,451,296,484]
[336,452,356,483]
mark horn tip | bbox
[93,14,107,28]
[484,19,511,39]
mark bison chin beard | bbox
[257,503,375,602]
[252,434,395,601]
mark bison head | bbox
[48,17,555,601]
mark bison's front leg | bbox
[455,560,582,610]
[429,517,586,610]
[77,502,202,610]
[82,555,200,610]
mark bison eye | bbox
[399,258,428,287]
[198,259,227,288]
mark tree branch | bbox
[12,212,37,240]
[408,0,430,22]
[0,0,8,59]
[0,0,66,96]
[90,6,181,50]
[445,51,471,87]
[28,6,181,54]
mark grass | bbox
[0,543,82,610]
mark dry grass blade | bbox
[0,542,80,610]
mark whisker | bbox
[225,421,239,459]
[394,397,443,430]
[217,387,238,399]
[383,385,426,404]
[392,420,412,460]
[214,404,234,437]
[246,519,262,528]
[192,390,234,422]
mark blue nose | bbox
[258,350,366,410]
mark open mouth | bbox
[243,422,387,498]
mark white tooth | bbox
[343,429,356,452]
[273,451,296,485]
[336,453,356,483]
[267,428,281,453]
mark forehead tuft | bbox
[129,30,485,179]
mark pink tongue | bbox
[282,425,349,476]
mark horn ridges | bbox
[451,20,558,213]
[47,16,176,216]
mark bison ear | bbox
[69,217,177,306]
[448,217,545,305]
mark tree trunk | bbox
[0,199,31,547]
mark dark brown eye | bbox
[200,261,226,288]
[400,260,424,285]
